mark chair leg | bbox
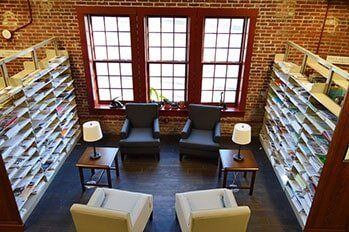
[156,153,160,161]
[150,212,153,221]
[179,153,183,161]
[121,153,125,161]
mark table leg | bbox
[222,170,227,188]
[115,155,119,178]
[107,169,112,188]
[78,167,85,192]
[243,171,247,178]
[91,168,95,176]
[249,171,257,195]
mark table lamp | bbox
[83,121,103,160]
[232,123,251,162]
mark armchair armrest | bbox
[213,122,221,143]
[153,118,160,139]
[120,118,131,139]
[181,119,192,139]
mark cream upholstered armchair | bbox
[175,188,250,232]
[70,188,153,232]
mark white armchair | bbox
[175,188,250,232]
[70,188,153,232]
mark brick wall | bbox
[1,0,348,136]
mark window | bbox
[78,7,256,114]
[147,17,188,102]
[89,16,134,101]
[201,18,247,103]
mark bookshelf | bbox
[0,38,80,230]
[260,42,349,228]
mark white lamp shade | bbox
[83,121,103,142]
[232,123,251,145]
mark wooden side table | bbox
[218,149,259,195]
[76,147,119,191]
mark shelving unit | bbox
[260,42,349,228]
[0,38,81,230]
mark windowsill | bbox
[91,103,245,117]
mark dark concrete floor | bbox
[25,135,301,232]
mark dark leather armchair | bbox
[119,103,160,161]
[179,104,221,160]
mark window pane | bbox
[205,18,217,33]
[162,48,173,61]
[215,65,226,77]
[95,47,107,60]
[227,65,239,77]
[229,34,242,47]
[175,18,187,32]
[149,33,160,47]
[202,65,214,77]
[174,78,185,89]
[120,63,132,75]
[106,32,118,46]
[218,19,230,33]
[162,64,173,76]
[99,89,110,100]
[122,76,133,88]
[174,90,184,101]
[214,79,226,90]
[111,89,122,99]
[120,47,132,60]
[213,91,222,102]
[110,76,121,88]
[201,91,212,102]
[105,17,117,31]
[204,34,216,48]
[173,64,185,76]
[122,89,133,101]
[162,90,172,101]
[174,48,186,61]
[203,49,215,62]
[162,18,173,32]
[97,76,109,88]
[226,78,238,91]
[217,34,229,47]
[92,16,104,31]
[107,47,119,60]
[93,32,106,45]
[150,78,161,89]
[225,91,236,102]
[175,34,187,47]
[202,78,213,90]
[149,64,161,76]
[96,62,108,75]
[148,17,160,32]
[118,17,130,31]
[231,19,244,33]
[228,49,241,62]
[119,32,131,46]
[216,49,228,62]
[149,47,160,61]
[108,63,120,75]
[162,33,173,47]
[162,78,173,89]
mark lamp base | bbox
[233,153,244,162]
[90,152,101,160]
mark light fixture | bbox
[2,30,12,40]
[232,123,251,161]
[83,121,103,160]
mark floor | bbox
[25,135,301,232]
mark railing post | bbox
[0,64,9,86]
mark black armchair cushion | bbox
[119,128,160,147]
[181,119,192,139]
[189,104,221,130]
[213,122,221,143]
[153,118,160,139]
[120,118,131,139]
[179,129,219,151]
[125,103,159,128]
